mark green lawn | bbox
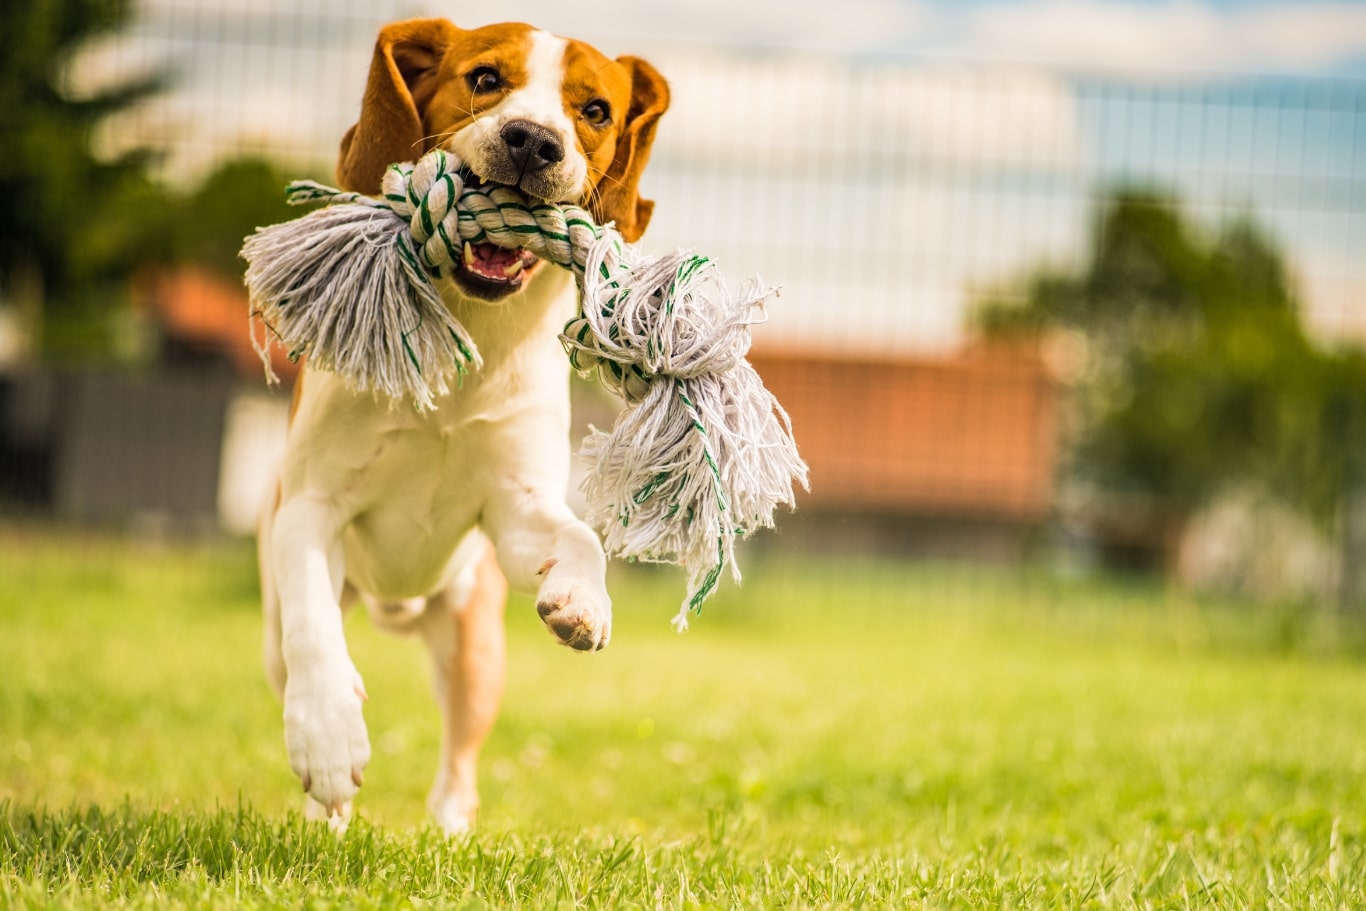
[1,528,1365,908]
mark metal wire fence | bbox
[7,1,1366,607]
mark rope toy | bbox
[241,148,808,627]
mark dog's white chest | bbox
[340,418,490,599]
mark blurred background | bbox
[2,0,1365,614]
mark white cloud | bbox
[960,1,1366,76]
[651,51,1085,173]
[636,52,1089,355]
[127,0,927,57]
[439,0,930,54]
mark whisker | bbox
[584,168,637,220]
[416,130,457,150]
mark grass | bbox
[2,526,1365,908]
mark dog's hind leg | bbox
[259,486,288,700]
[417,536,507,836]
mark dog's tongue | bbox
[466,242,524,279]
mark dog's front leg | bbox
[485,490,611,651]
[270,495,371,814]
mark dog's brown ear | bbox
[337,18,458,194]
[593,57,670,243]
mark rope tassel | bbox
[241,149,808,625]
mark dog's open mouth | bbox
[451,173,544,301]
[455,241,540,299]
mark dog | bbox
[257,17,669,833]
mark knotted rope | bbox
[241,148,808,627]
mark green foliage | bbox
[164,159,301,280]
[980,190,1365,532]
[0,3,300,362]
[0,0,173,359]
[2,535,1366,908]
[4,803,1361,910]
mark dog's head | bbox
[337,18,669,302]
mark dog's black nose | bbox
[500,119,565,172]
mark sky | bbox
[114,0,1366,75]
[78,0,1366,353]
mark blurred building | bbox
[0,269,290,534]
[751,344,1057,560]
[0,268,1062,550]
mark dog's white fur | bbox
[258,19,667,833]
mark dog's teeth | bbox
[503,259,524,279]
[463,241,475,267]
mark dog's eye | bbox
[581,99,611,126]
[467,66,502,94]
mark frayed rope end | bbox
[570,248,808,620]
[240,173,482,411]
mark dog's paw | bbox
[283,658,371,815]
[534,560,611,651]
[305,795,354,835]
[428,787,478,837]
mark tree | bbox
[979,190,1341,571]
[0,0,170,359]
[167,159,300,281]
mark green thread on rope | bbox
[686,544,726,614]
[632,472,670,505]
[451,332,475,368]
[395,240,426,376]
[678,389,728,514]
[401,334,421,374]
[436,221,459,270]
[676,256,709,285]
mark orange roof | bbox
[749,343,1058,521]
[138,267,300,383]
